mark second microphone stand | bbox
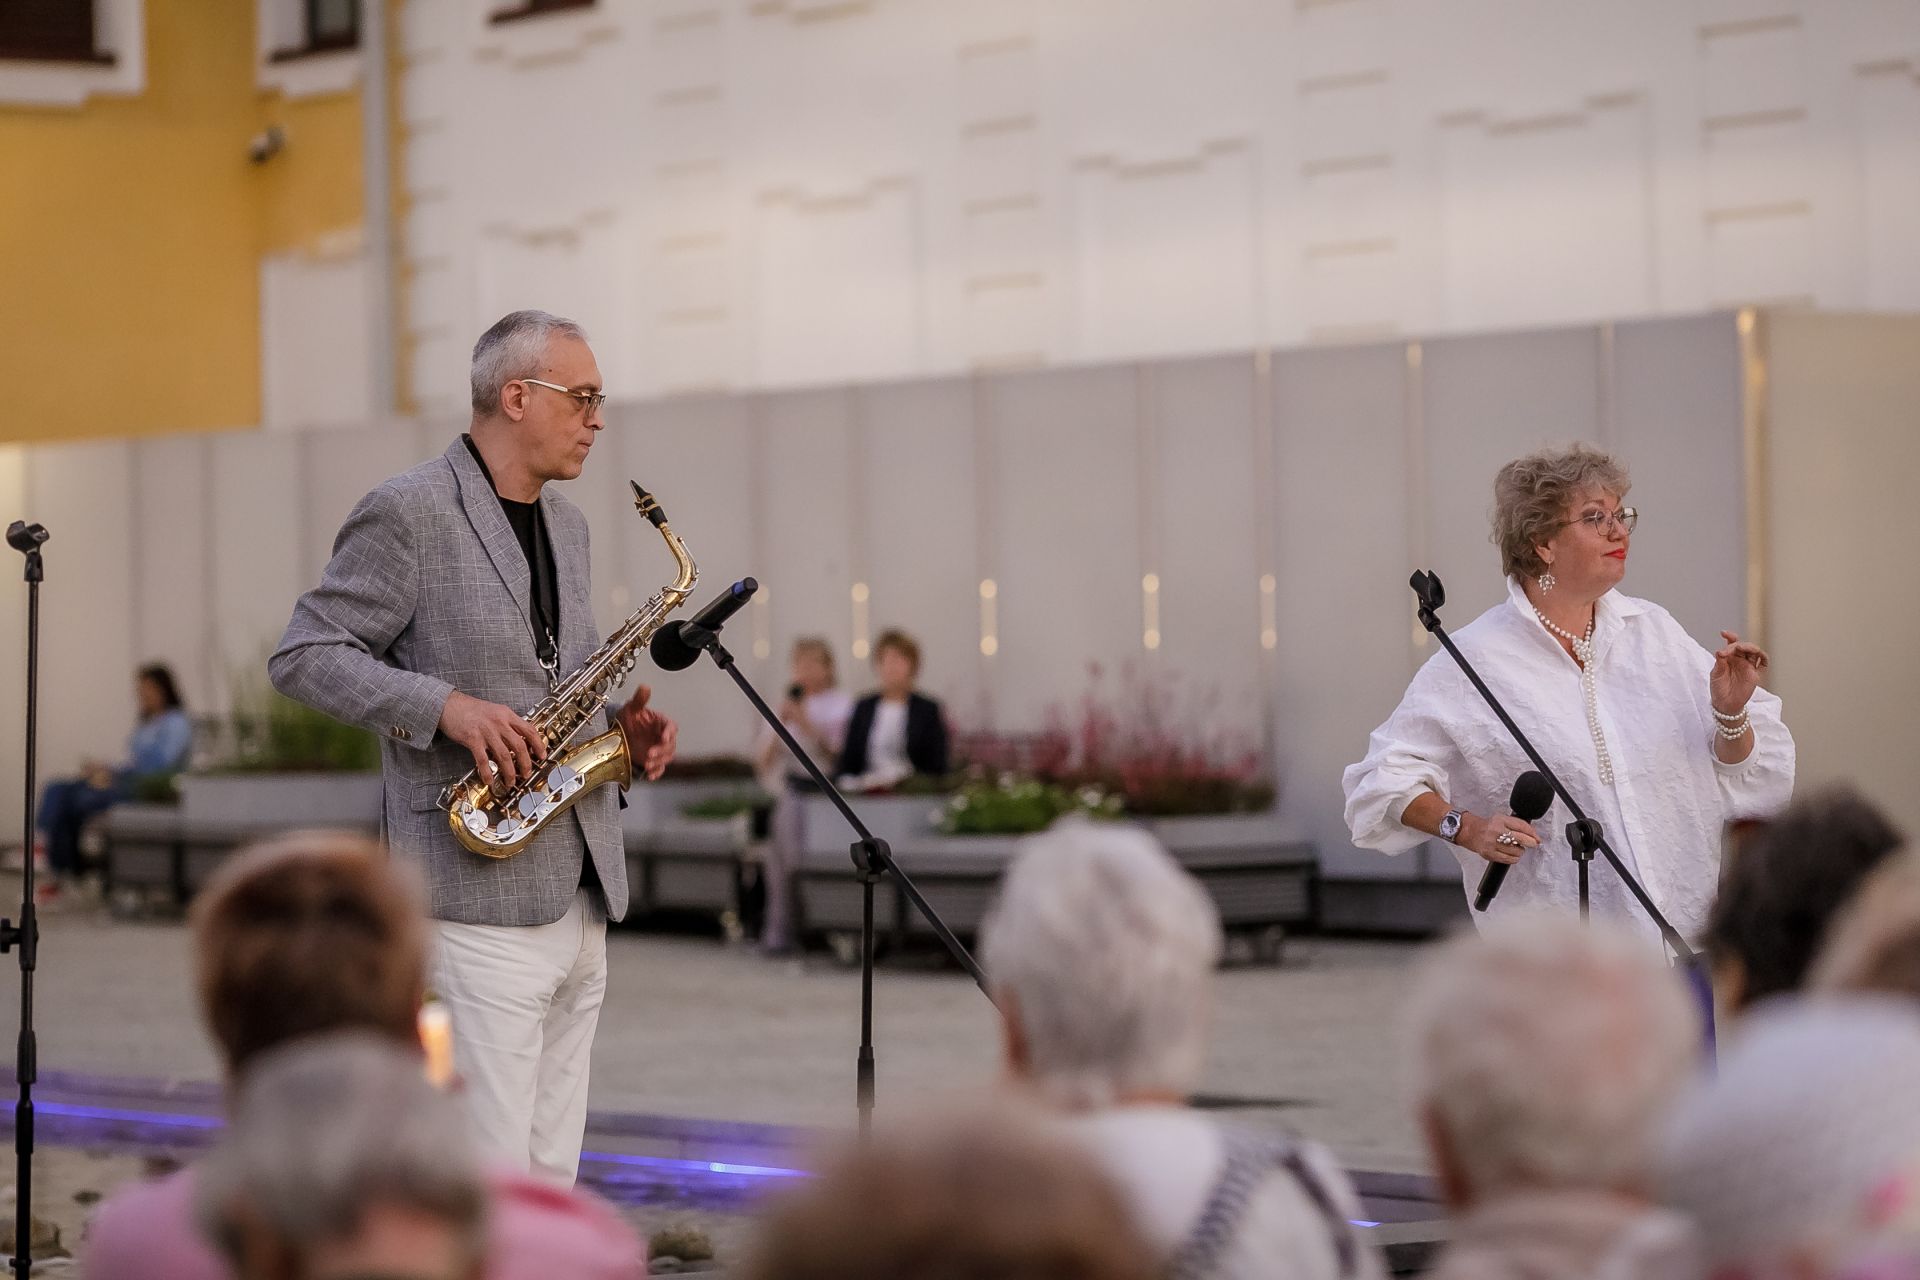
[662,599,993,1136]
[1410,570,1696,965]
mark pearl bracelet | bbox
[1716,711,1752,740]
[1712,706,1748,723]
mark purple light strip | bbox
[26,1101,1375,1226]
[28,1101,803,1180]
[37,1101,222,1130]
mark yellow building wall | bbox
[0,0,364,445]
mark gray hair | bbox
[1405,916,1698,1200]
[470,309,587,415]
[1490,444,1631,578]
[980,818,1223,1108]
[195,1032,487,1271]
[1657,997,1920,1271]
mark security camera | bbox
[248,124,286,165]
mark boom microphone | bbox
[1472,770,1555,912]
[649,578,758,671]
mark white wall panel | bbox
[262,250,374,432]
[301,424,433,584]
[1421,327,1602,625]
[617,398,760,759]
[1149,357,1263,744]
[1270,344,1416,880]
[1440,106,1654,330]
[858,378,984,728]
[209,433,304,704]
[1608,316,1747,649]
[1766,312,1920,836]
[985,366,1138,730]
[26,442,137,781]
[753,186,923,387]
[1858,66,1920,310]
[130,435,217,712]
[1070,147,1257,361]
[381,0,1920,402]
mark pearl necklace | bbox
[1533,604,1615,786]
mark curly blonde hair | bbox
[1491,444,1631,578]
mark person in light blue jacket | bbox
[36,663,193,896]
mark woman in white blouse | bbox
[1343,445,1794,943]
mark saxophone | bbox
[442,481,698,858]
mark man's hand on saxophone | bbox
[439,689,548,791]
[616,684,679,781]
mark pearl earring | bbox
[1538,571,1556,593]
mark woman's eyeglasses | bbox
[1563,507,1638,535]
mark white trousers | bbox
[433,889,607,1185]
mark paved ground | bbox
[0,874,1435,1260]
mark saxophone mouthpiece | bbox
[631,481,669,528]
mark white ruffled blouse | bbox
[1342,577,1795,944]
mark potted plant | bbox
[177,679,384,828]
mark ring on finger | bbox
[1495,833,1521,847]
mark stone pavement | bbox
[0,881,1431,1175]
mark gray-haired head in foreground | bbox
[470,309,588,416]
[980,818,1223,1109]
[1405,916,1698,1201]
[1491,444,1631,578]
[195,1031,487,1271]
[1656,997,1920,1272]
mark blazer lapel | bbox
[446,440,535,635]
[542,488,592,656]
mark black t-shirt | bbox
[463,436,560,666]
[462,436,600,893]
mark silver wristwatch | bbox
[1437,808,1466,844]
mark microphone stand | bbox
[4,522,48,1279]
[661,612,993,1138]
[1409,570,1696,964]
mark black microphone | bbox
[650,578,758,672]
[1472,770,1555,912]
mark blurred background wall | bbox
[0,0,1915,887]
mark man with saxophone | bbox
[270,310,678,1185]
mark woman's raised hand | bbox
[1711,631,1770,715]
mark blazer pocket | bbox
[410,778,453,812]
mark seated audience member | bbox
[196,1033,488,1280]
[1811,851,1920,1000]
[35,662,193,900]
[837,629,948,791]
[1658,999,1920,1279]
[978,819,1381,1280]
[1705,785,1904,1017]
[1406,917,1703,1280]
[742,1105,1154,1280]
[755,637,855,954]
[82,832,642,1280]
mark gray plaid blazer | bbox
[270,438,628,926]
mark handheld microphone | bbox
[1472,770,1555,912]
[649,578,758,672]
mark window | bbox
[0,0,109,63]
[269,0,360,61]
[489,0,594,25]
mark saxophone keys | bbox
[517,792,544,818]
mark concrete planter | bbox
[796,808,1317,955]
[621,779,767,838]
[178,771,384,828]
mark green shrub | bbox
[937,776,1123,836]
[220,687,381,774]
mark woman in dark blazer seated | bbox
[837,629,949,791]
